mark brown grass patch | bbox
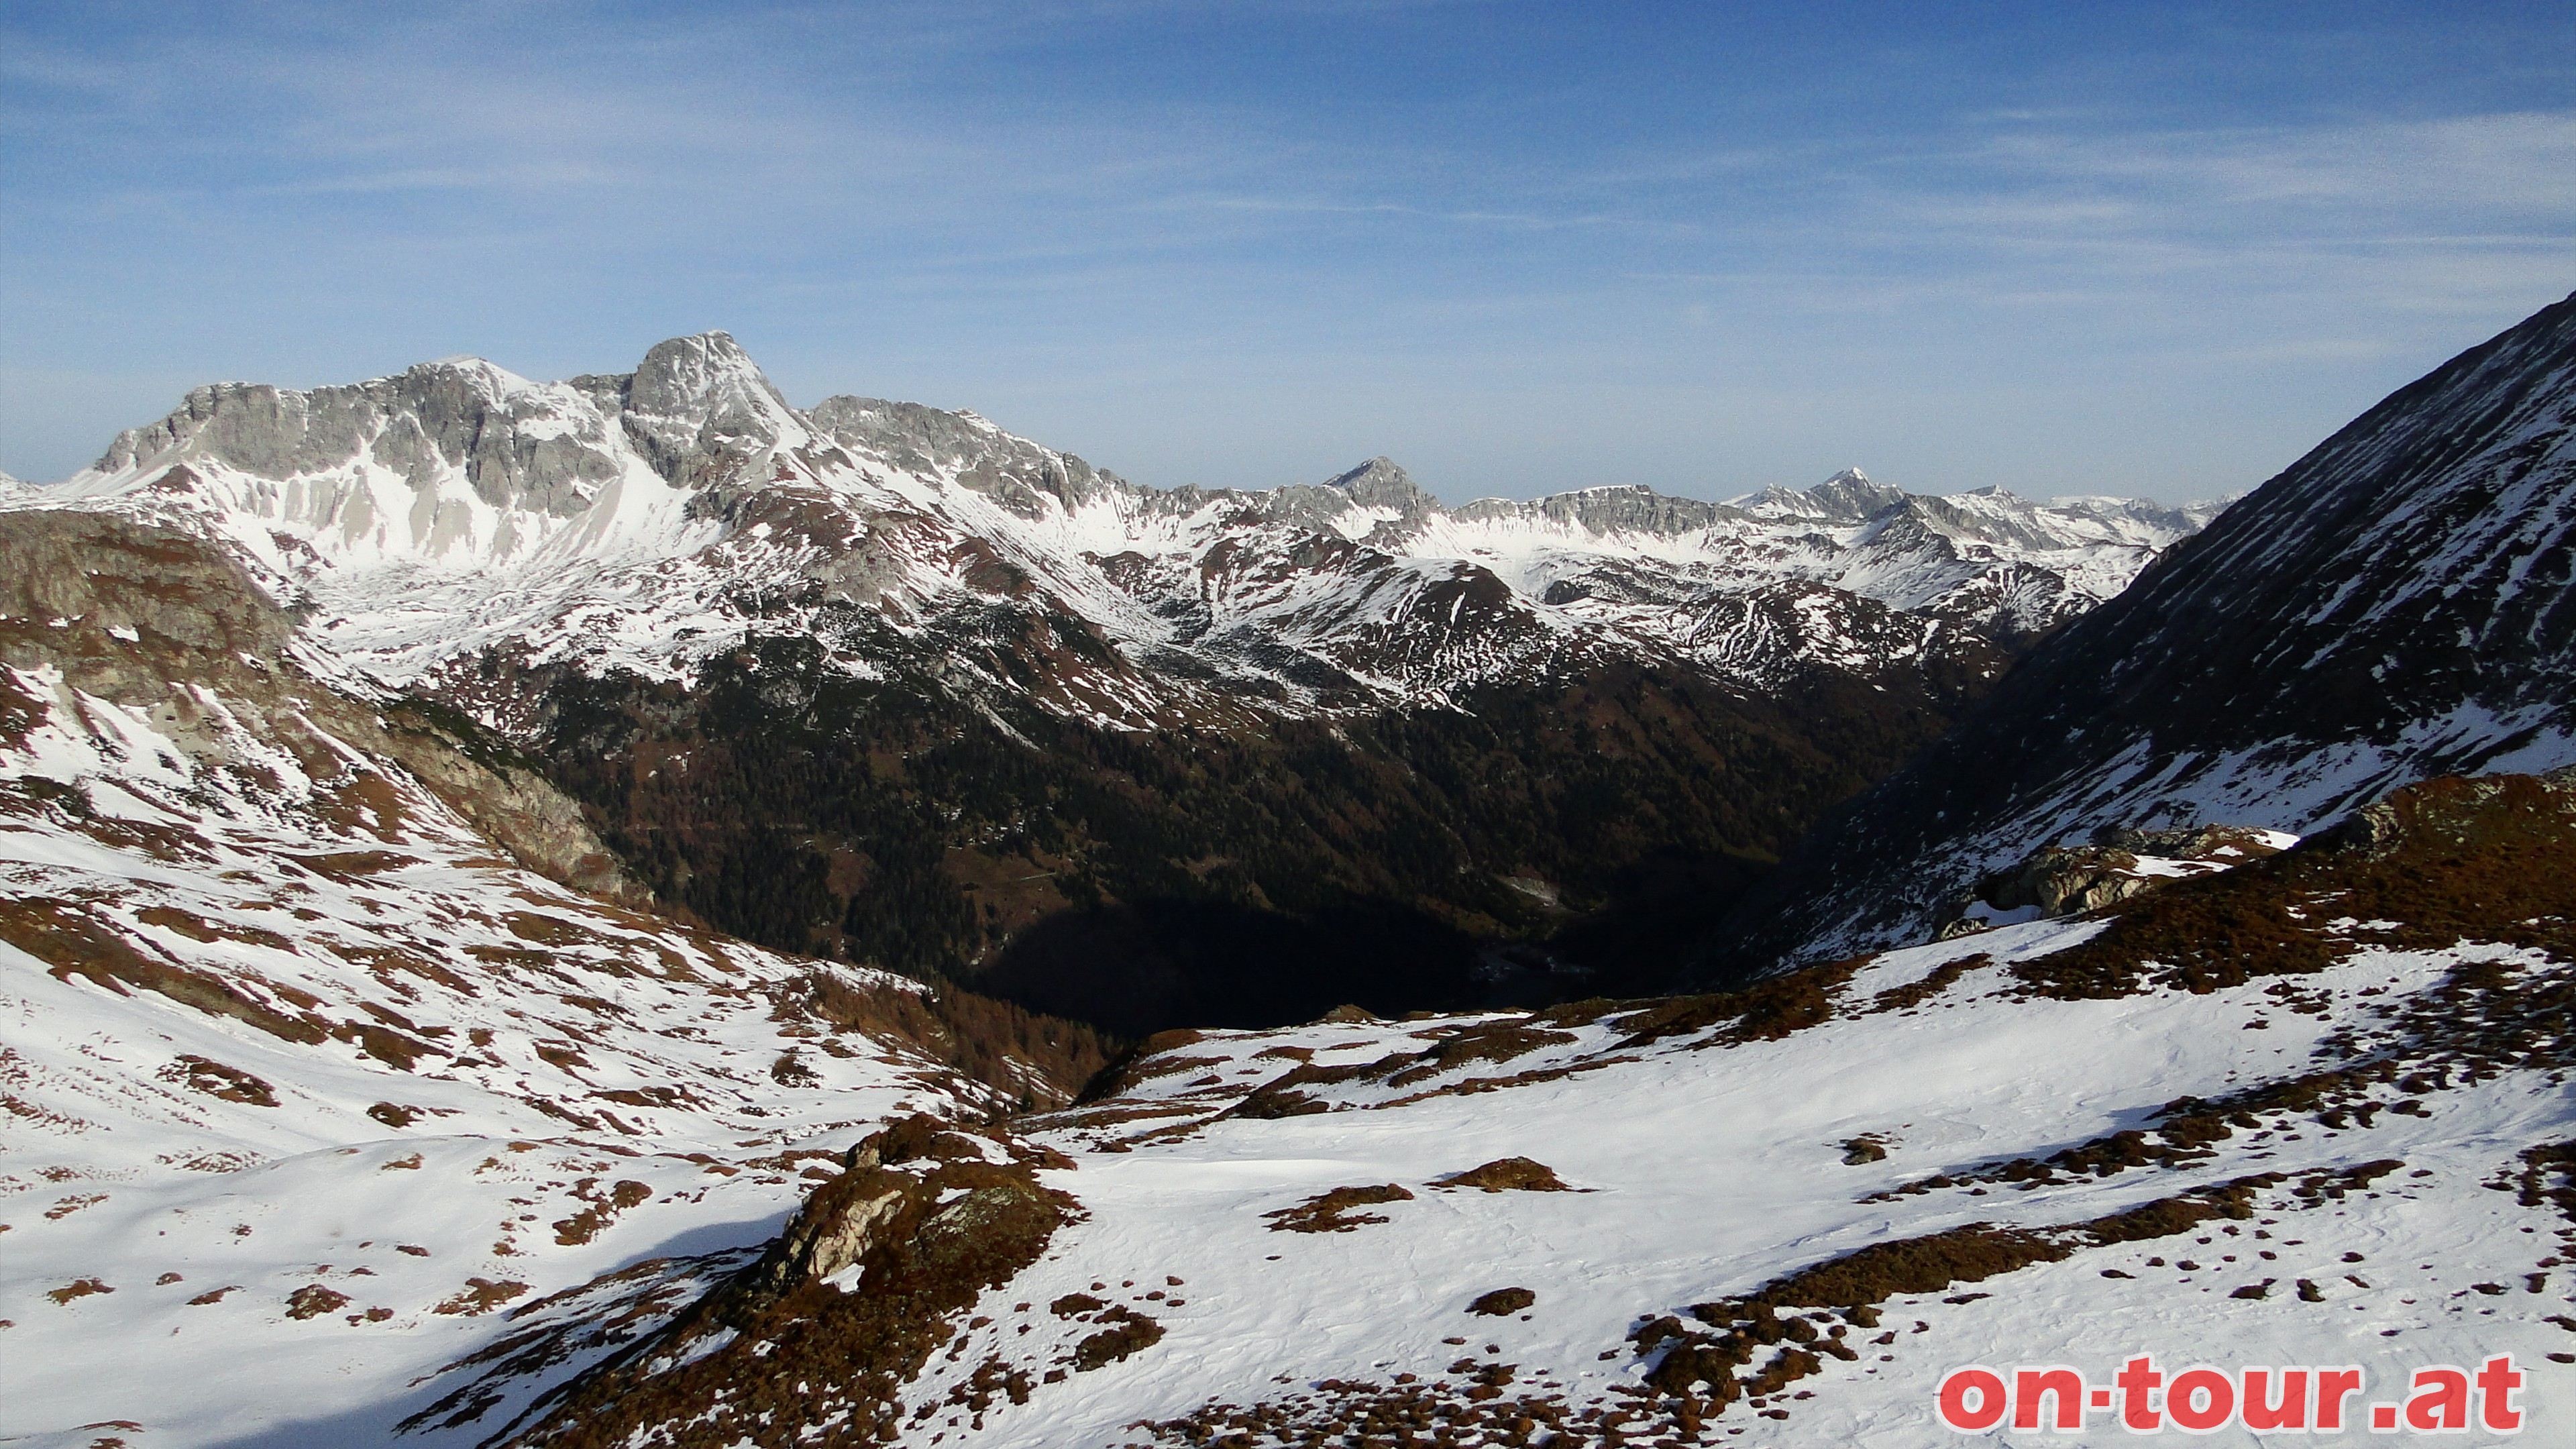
[1613,958,1863,1049]
[6,899,326,1044]
[135,906,294,951]
[1072,1305,1165,1371]
[1436,1157,1568,1193]
[288,851,420,879]
[506,912,609,948]
[1224,1055,1414,1119]
[1635,1176,2277,1407]
[1264,1183,1415,1233]
[553,1180,653,1246]
[2012,772,2576,1001]
[796,971,1117,1110]
[1385,1023,1576,1087]
[1869,955,1988,1012]
[433,1278,531,1316]
[286,1285,351,1320]
[160,1055,278,1108]
[317,775,409,839]
[46,1279,113,1305]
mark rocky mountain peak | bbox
[606,331,810,490]
[1740,468,1908,525]
[1803,467,1911,521]
[1323,456,1436,514]
[625,331,790,422]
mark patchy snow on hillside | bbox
[716,916,2558,1447]
[0,653,994,1447]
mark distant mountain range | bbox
[25,332,2210,722]
[2,335,2217,1027]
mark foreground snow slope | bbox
[9,509,2576,1449]
[462,771,2576,1448]
[0,514,1008,1448]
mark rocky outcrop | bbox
[1936,826,2290,937]
[500,1118,1077,1449]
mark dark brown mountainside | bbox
[536,628,2000,1036]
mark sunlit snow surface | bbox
[0,661,994,1448]
[11,683,2576,1449]
[910,926,2576,1447]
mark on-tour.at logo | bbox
[1936,1354,2526,1434]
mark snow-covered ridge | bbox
[1719,286,2576,972]
[10,333,2218,726]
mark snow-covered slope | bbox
[0,512,1034,1446]
[1715,286,2576,971]
[409,769,2576,1449]
[11,335,2210,729]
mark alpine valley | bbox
[1,335,2213,1032]
[7,292,2576,1449]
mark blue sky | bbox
[3,1,2573,502]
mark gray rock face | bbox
[1748,468,1911,523]
[613,331,813,491]
[808,394,1128,517]
[96,362,628,523]
[1324,456,1436,514]
[1452,485,1743,537]
[84,333,843,528]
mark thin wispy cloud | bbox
[2,3,2571,500]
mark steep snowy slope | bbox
[0,513,1079,1446]
[389,768,2576,1449]
[1711,286,2576,972]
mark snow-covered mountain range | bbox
[0,335,2223,1026]
[19,332,2212,727]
